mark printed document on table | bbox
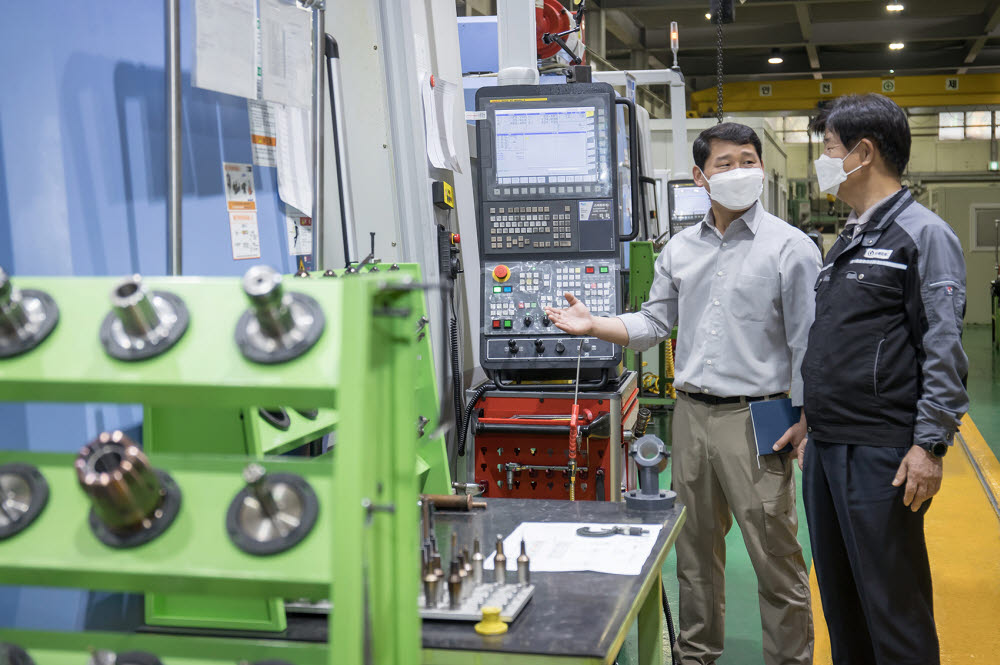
[483,522,663,576]
[193,0,256,99]
[260,0,312,109]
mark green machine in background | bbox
[0,264,447,665]
[624,241,676,408]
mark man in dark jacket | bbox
[795,94,969,665]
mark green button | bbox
[600,266,609,273]
[503,320,512,328]
[493,286,502,293]
[531,302,537,308]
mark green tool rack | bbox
[0,266,443,665]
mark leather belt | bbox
[678,390,788,406]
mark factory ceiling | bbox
[593,0,1000,88]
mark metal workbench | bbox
[421,498,686,665]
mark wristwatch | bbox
[920,441,949,458]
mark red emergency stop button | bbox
[492,264,510,282]
[451,233,461,245]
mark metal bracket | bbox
[361,497,396,525]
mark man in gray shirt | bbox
[545,123,820,665]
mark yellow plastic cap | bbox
[474,606,508,635]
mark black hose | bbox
[458,383,491,457]
[662,579,677,665]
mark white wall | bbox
[926,184,1000,325]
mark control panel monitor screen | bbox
[668,179,711,235]
[495,108,599,182]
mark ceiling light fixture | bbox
[705,12,712,19]
[886,3,905,11]
[768,48,783,64]
[889,42,905,50]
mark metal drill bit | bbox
[432,553,444,581]
[423,569,440,609]
[448,560,462,609]
[517,538,531,585]
[463,547,473,578]
[472,538,484,585]
[421,497,431,545]
[494,534,507,585]
[456,553,469,598]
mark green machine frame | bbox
[624,241,676,408]
[0,267,446,665]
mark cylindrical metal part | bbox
[166,0,182,275]
[432,554,444,582]
[494,534,507,585]
[421,493,487,511]
[0,269,29,338]
[463,548,473,578]
[242,266,296,339]
[311,5,326,269]
[111,276,163,340]
[242,463,283,527]
[457,553,469,598]
[517,539,530,584]
[448,560,462,609]
[423,571,439,609]
[76,431,164,532]
[472,539,484,585]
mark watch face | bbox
[931,442,948,458]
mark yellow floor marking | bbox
[809,416,1000,664]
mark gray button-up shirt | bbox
[618,202,822,406]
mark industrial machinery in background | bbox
[0,265,445,665]
[463,79,647,502]
[536,0,586,72]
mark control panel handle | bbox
[615,97,640,243]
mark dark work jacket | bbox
[802,188,969,447]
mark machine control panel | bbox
[484,259,617,335]
[485,200,615,254]
[483,259,618,363]
[475,83,624,373]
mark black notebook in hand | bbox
[749,398,799,456]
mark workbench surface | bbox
[420,497,684,660]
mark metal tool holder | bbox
[0,267,443,665]
[419,582,535,622]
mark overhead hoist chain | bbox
[715,14,724,123]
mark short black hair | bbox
[692,122,763,171]
[809,93,910,176]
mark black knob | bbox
[507,339,518,354]
[541,316,551,326]
[534,339,545,353]
[555,342,566,354]
[523,316,533,327]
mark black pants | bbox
[803,440,939,665]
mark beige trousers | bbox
[672,394,813,665]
